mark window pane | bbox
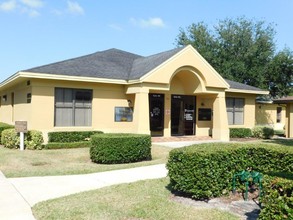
[234,98,244,111]
[55,88,64,106]
[234,111,244,125]
[75,107,91,126]
[75,91,92,107]
[64,89,73,106]
[226,98,234,111]
[55,107,73,126]
[276,107,282,123]
[227,111,234,125]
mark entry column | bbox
[133,90,150,134]
[286,103,293,138]
[212,92,229,141]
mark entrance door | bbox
[149,94,164,136]
[171,95,195,136]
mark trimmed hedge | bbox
[45,141,91,149]
[1,128,19,149]
[259,176,293,220]
[252,126,274,139]
[90,133,152,164]
[25,130,44,150]
[48,131,103,143]
[229,128,252,138]
[0,122,14,143]
[1,129,44,150]
[167,143,293,200]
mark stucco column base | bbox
[212,128,230,141]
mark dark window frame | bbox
[226,97,245,125]
[54,88,93,127]
[276,107,282,123]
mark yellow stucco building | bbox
[0,45,268,142]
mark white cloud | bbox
[20,0,43,8]
[0,0,17,11]
[109,24,124,31]
[21,7,39,17]
[0,0,43,17]
[130,17,166,28]
[67,1,84,15]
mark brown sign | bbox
[15,121,28,133]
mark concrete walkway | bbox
[0,171,35,220]
[1,164,167,220]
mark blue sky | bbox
[0,0,292,82]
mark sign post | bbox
[15,121,28,151]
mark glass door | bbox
[149,94,164,136]
[184,96,195,135]
[171,95,184,136]
[171,95,195,136]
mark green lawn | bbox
[32,178,238,220]
[0,144,171,177]
[3,139,292,220]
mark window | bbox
[276,107,282,123]
[27,93,32,103]
[226,98,244,125]
[55,88,92,126]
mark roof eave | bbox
[226,88,269,95]
[16,71,129,85]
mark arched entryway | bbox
[149,66,207,137]
[169,67,205,136]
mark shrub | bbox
[229,128,252,138]
[1,128,20,149]
[252,126,274,139]
[48,131,103,143]
[167,143,293,200]
[90,133,151,164]
[0,122,14,143]
[25,130,44,150]
[259,176,293,220]
[274,129,285,136]
[45,141,91,149]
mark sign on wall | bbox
[198,108,212,121]
[115,107,133,122]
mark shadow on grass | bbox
[165,181,211,202]
[263,138,293,147]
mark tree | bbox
[176,17,293,97]
[267,48,293,97]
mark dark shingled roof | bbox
[130,47,183,80]
[25,49,142,80]
[225,79,264,91]
[24,47,265,92]
[25,47,185,81]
